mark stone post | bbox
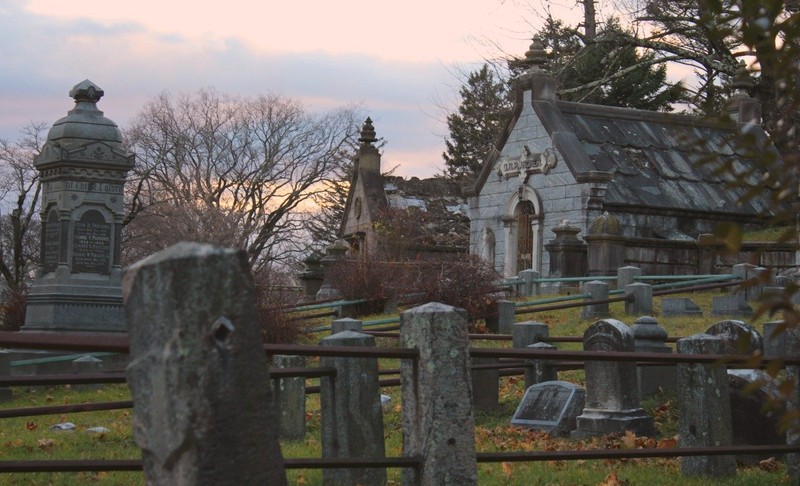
[631,316,674,397]
[123,242,286,485]
[496,300,516,334]
[732,263,758,303]
[624,282,652,316]
[513,321,550,389]
[572,319,654,438]
[518,269,540,297]
[400,303,477,485]
[0,351,11,402]
[676,334,735,477]
[617,266,641,290]
[320,331,386,486]
[471,357,499,411]
[528,342,558,384]
[331,317,362,335]
[24,80,134,332]
[581,281,610,319]
[273,355,306,442]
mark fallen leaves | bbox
[25,421,37,431]
[598,470,628,486]
[37,438,55,451]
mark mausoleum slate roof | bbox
[535,99,777,217]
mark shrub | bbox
[327,253,503,323]
[252,269,307,344]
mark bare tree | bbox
[0,123,47,292]
[123,89,359,273]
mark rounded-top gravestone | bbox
[23,80,134,332]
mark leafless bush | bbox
[0,286,28,331]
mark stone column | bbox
[572,319,654,438]
[273,355,306,442]
[123,242,286,485]
[320,331,386,486]
[298,253,323,299]
[581,281,610,319]
[24,80,134,332]
[677,334,735,477]
[401,303,477,486]
[316,240,349,301]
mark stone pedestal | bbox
[544,220,587,279]
[631,316,674,397]
[23,80,133,332]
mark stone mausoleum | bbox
[339,118,469,260]
[23,80,133,332]
[466,42,794,278]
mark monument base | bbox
[23,281,125,332]
[571,407,655,438]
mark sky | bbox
[1,0,574,177]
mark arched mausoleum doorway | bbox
[502,188,543,277]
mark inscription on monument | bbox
[43,209,60,272]
[71,210,111,274]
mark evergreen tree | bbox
[534,17,684,111]
[442,64,511,179]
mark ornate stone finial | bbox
[732,61,753,93]
[359,117,377,146]
[69,79,104,103]
[524,39,548,73]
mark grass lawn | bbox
[0,289,794,484]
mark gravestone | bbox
[581,281,610,319]
[23,80,133,332]
[631,316,674,397]
[705,320,763,355]
[677,334,735,477]
[661,297,702,317]
[511,381,585,437]
[727,369,785,465]
[572,319,654,438]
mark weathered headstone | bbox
[400,302,477,485]
[24,80,133,332]
[572,319,654,438]
[123,243,286,485]
[631,316,674,397]
[677,334,735,477]
[705,320,763,355]
[727,369,785,465]
[661,297,702,317]
[511,381,585,436]
[496,300,516,334]
[320,331,386,485]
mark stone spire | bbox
[39,80,125,156]
[725,61,761,126]
[515,39,557,101]
[357,117,380,173]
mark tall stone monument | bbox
[23,80,133,332]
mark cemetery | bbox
[0,29,799,486]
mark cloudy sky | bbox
[0,0,584,177]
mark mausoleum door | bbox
[516,201,535,273]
